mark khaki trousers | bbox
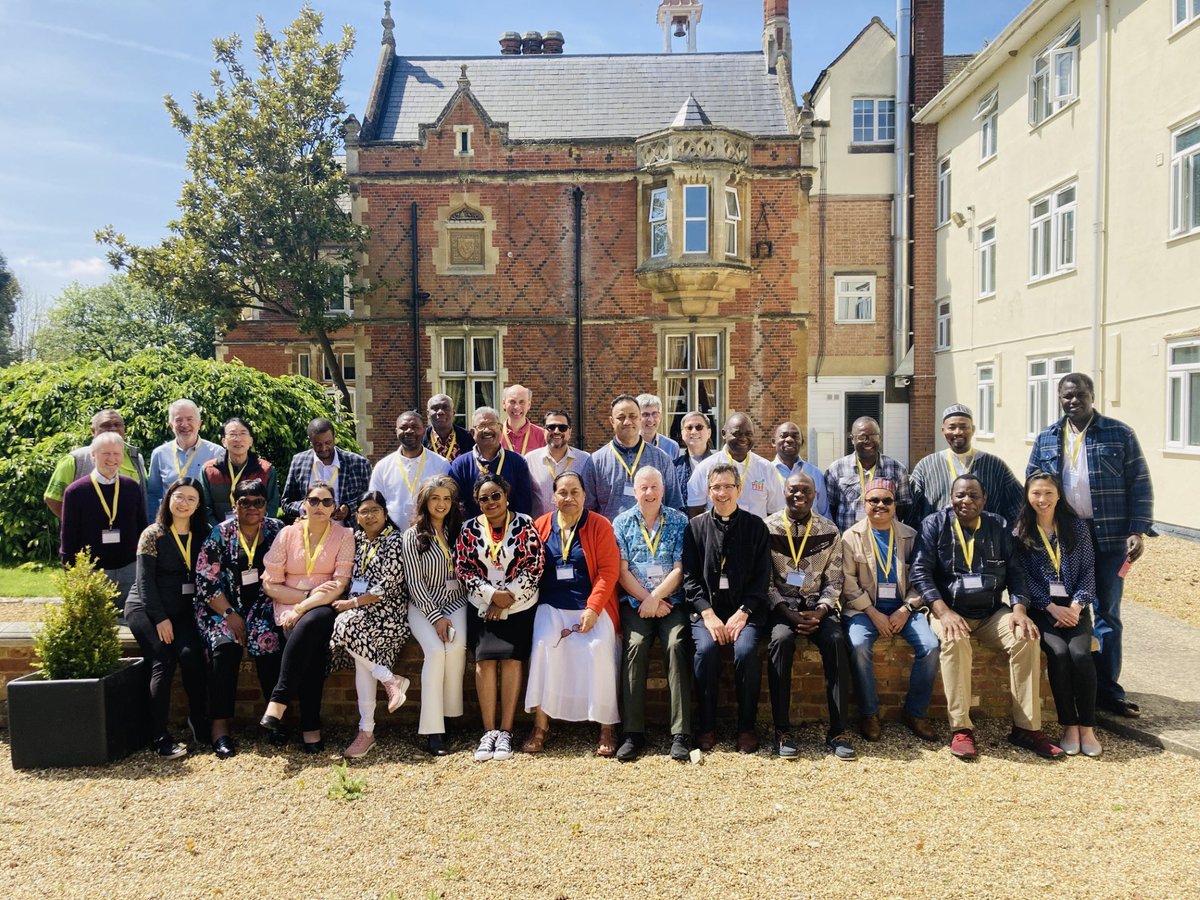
[930,608,1040,731]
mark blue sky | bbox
[0,0,1026,302]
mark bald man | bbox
[824,416,912,531]
[686,412,784,520]
[500,384,547,454]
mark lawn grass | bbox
[0,563,59,598]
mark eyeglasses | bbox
[306,496,336,507]
[709,482,737,492]
[357,507,384,517]
[478,491,505,503]
[544,423,570,432]
[683,424,708,431]
[224,430,251,439]
[170,494,200,505]
[554,624,582,648]
[865,497,895,506]
[236,497,267,509]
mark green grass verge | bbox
[0,563,59,598]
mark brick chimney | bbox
[541,30,564,54]
[763,0,791,72]
[521,31,544,54]
[499,31,521,55]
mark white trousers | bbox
[408,604,468,735]
[350,651,394,733]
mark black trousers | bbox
[767,611,850,739]
[210,642,283,720]
[1031,607,1097,727]
[269,605,336,731]
[126,607,208,739]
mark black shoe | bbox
[301,739,326,755]
[154,735,187,760]
[259,713,286,746]
[212,735,237,760]
[615,733,645,763]
[425,734,448,756]
[1102,698,1141,719]
[774,730,799,759]
[670,734,691,761]
[827,734,857,761]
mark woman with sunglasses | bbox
[1014,471,1101,757]
[124,477,210,759]
[401,475,468,756]
[195,478,285,759]
[200,417,280,527]
[328,490,411,759]
[524,471,622,757]
[258,481,354,752]
[455,473,543,762]
[840,478,940,743]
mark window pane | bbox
[667,335,689,370]
[472,337,496,373]
[1176,125,1200,154]
[342,354,357,382]
[725,221,737,256]
[473,379,495,411]
[1059,209,1075,266]
[443,337,465,374]
[1053,357,1073,374]
[878,100,895,141]
[684,220,708,253]
[297,354,311,378]
[695,335,719,370]
[1033,199,1050,218]
[1190,372,1200,445]
[1171,344,1200,366]
[979,366,993,381]
[1191,156,1200,229]
[696,376,719,424]
[684,185,708,219]
[651,222,669,258]
[665,376,689,435]
[725,189,740,219]
[1056,186,1076,206]
[1030,360,1047,377]
[443,379,466,420]
[649,189,667,222]
[981,225,995,243]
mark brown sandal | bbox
[521,726,549,754]
[597,724,618,757]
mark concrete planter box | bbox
[7,657,149,769]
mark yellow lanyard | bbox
[724,449,749,484]
[237,527,261,566]
[433,529,453,572]
[639,516,663,556]
[478,448,507,479]
[943,449,975,481]
[871,526,895,580]
[301,522,333,577]
[784,515,813,569]
[361,526,392,572]
[437,431,457,459]
[170,525,193,573]
[312,456,340,487]
[612,439,646,482]
[173,442,199,479]
[557,512,578,562]
[480,514,511,564]
[953,518,977,570]
[544,453,573,477]
[397,449,428,495]
[855,456,877,500]
[1064,421,1090,467]
[227,458,248,506]
[1037,525,1062,578]
[89,472,120,527]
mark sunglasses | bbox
[865,497,895,506]
[684,424,708,431]
[478,491,505,503]
[544,423,570,432]
[554,624,582,648]
[236,497,267,509]
[306,496,336,507]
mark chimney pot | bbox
[521,30,544,54]
[542,30,564,54]
[499,31,522,55]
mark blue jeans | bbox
[691,618,765,734]
[1093,548,1128,705]
[845,600,940,718]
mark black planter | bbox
[7,657,150,769]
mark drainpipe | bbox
[410,202,429,410]
[572,186,585,446]
[893,0,913,374]
[1091,0,1109,403]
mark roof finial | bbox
[458,63,471,90]
[381,1,395,48]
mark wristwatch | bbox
[739,605,752,615]
[903,600,921,615]
[222,607,235,618]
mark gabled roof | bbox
[371,52,792,142]
[809,16,894,98]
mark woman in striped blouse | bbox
[401,476,468,756]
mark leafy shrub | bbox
[33,551,122,680]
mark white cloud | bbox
[18,21,211,66]
[13,255,110,279]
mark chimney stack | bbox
[763,0,792,72]
[541,30,564,54]
[521,31,544,54]
[499,31,521,54]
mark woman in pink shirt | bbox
[258,481,354,752]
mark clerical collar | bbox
[712,508,738,523]
[93,471,118,485]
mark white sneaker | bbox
[474,729,499,761]
[492,730,514,761]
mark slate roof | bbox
[943,53,975,85]
[373,52,791,142]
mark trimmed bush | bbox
[33,551,122,680]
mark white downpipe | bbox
[894,0,913,374]
[1092,0,1109,401]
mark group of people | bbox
[49,373,1153,765]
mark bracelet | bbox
[353,597,360,608]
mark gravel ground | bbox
[0,598,52,622]
[1125,534,1200,628]
[1,721,1198,899]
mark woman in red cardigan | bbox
[523,470,622,756]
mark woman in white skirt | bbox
[525,471,622,756]
[401,475,469,756]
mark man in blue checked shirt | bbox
[612,466,691,763]
[1028,373,1153,720]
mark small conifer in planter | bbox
[33,551,122,680]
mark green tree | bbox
[98,6,365,408]
[0,250,20,367]
[34,275,221,361]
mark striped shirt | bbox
[400,525,467,623]
[908,448,1022,527]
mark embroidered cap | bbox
[863,478,896,498]
[942,404,973,421]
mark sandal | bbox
[597,724,618,758]
[521,726,549,754]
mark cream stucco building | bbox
[915,0,1200,532]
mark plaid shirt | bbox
[1027,413,1154,554]
[280,447,371,522]
[824,453,913,532]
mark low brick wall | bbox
[1,625,1053,734]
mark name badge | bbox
[556,564,574,581]
[350,577,370,596]
[877,584,897,600]
[623,483,635,496]
[646,564,665,580]
[241,569,259,586]
[962,574,984,591]
[445,578,460,591]
[181,583,195,596]
[785,571,806,588]
[719,575,730,591]
[224,510,236,521]
[101,528,121,544]
[1049,582,1069,598]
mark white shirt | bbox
[525,445,591,520]
[1061,427,1094,519]
[313,458,342,505]
[368,448,451,530]
[687,448,785,520]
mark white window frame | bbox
[683,184,709,255]
[296,351,312,379]
[977,364,996,436]
[649,186,669,258]
[975,89,998,161]
[851,98,896,144]
[1167,338,1200,450]
[322,351,357,384]
[435,331,501,429]
[662,330,724,447]
[454,125,474,157]
[833,275,876,324]
[326,272,351,316]
[724,187,741,258]
[1174,0,1200,30]
[936,300,951,351]
[1170,119,1200,238]
[1029,182,1077,282]
[937,157,952,227]
[978,222,997,298]
[1028,21,1080,127]
[1026,355,1073,437]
